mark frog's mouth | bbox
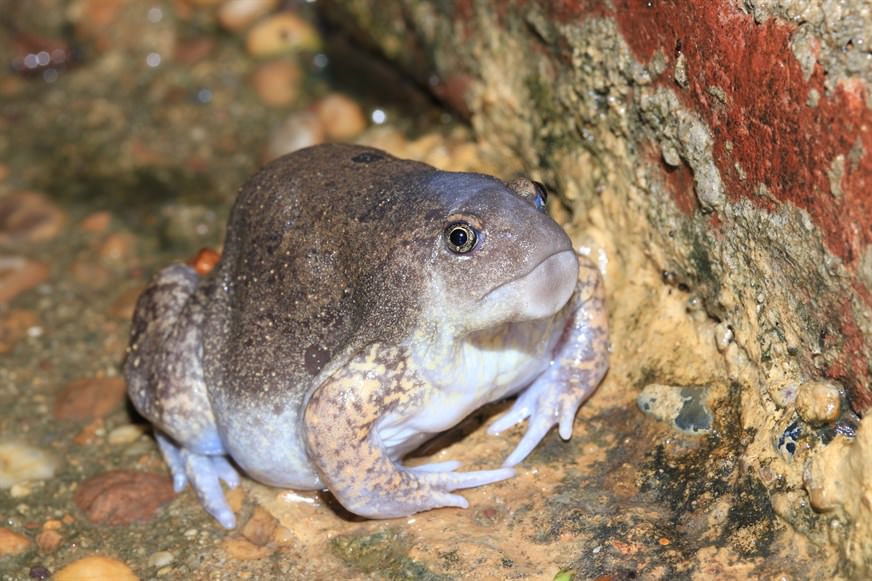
[483,250,578,321]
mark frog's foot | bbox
[488,367,599,467]
[354,462,515,518]
[156,433,240,529]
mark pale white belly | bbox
[378,316,566,454]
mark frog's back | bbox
[202,144,442,405]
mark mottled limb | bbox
[304,344,514,519]
[156,432,240,529]
[489,254,609,466]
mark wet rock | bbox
[35,529,62,554]
[795,380,842,425]
[74,470,174,526]
[0,308,39,353]
[265,112,325,160]
[241,506,278,546]
[0,257,49,304]
[219,0,279,32]
[0,527,31,556]
[245,13,321,58]
[251,60,302,107]
[0,191,65,245]
[54,556,138,581]
[313,93,367,141]
[222,536,273,560]
[0,441,60,488]
[805,415,872,574]
[52,377,127,421]
[637,383,713,434]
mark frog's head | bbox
[423,173,578,334]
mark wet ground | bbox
[0,1,838,579]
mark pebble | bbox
[108,424,146,445]
[147,550,174,568]
[0,440,60,488]
[79,211,112,234]
[219,0,279,32]
[36,529,63,553]
[71,0,127,53]
[69,258,111,288]
[245,13,321,58]
[221,536,273,560]
[97,232,136,264]
[53,377,127,421]
[313,93,367,141]
[241,506,277,546]
[190,248,221,276]
[251,60,302,107]
[0,308,39,353]
[0,257,49,304]
[54,556,138,581]
[73,418,105,446]
[0,191,65,245]
[74,470,174,526]
[637,383,713,434]
[11,482,34,498]
[795,380,842,425]
[0,527,31,556]
[265,112,325,160]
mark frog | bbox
[124,143,609,528]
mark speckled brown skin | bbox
[125,143,606,527]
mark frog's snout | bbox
[485,250,578,320]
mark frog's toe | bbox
[418,466,515,491]
[155,432,189,492]
[487,384,541,435]
[212,455,241,488]
[502,412,554,467]
[406,460,463,473]
[185,453,238,529]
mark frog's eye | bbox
[444,221,478,254]
[532,181,548,211]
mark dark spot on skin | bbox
[351,152,385,164]
[304,344,332,376]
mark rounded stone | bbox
[795,381,842,425]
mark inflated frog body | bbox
[124,144,608,528]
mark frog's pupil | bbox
[450,228,468,247]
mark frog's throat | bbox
[483,250,578,321]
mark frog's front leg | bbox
[303,344,514,519]
[489,254,609,466]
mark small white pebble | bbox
[108,425,146,445]
[147,551,174,568]
[714,322,733,352]
[10,482,32,498]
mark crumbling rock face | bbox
[322,1,872,577]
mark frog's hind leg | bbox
[124,264,240,528]
[303,344,514,519]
